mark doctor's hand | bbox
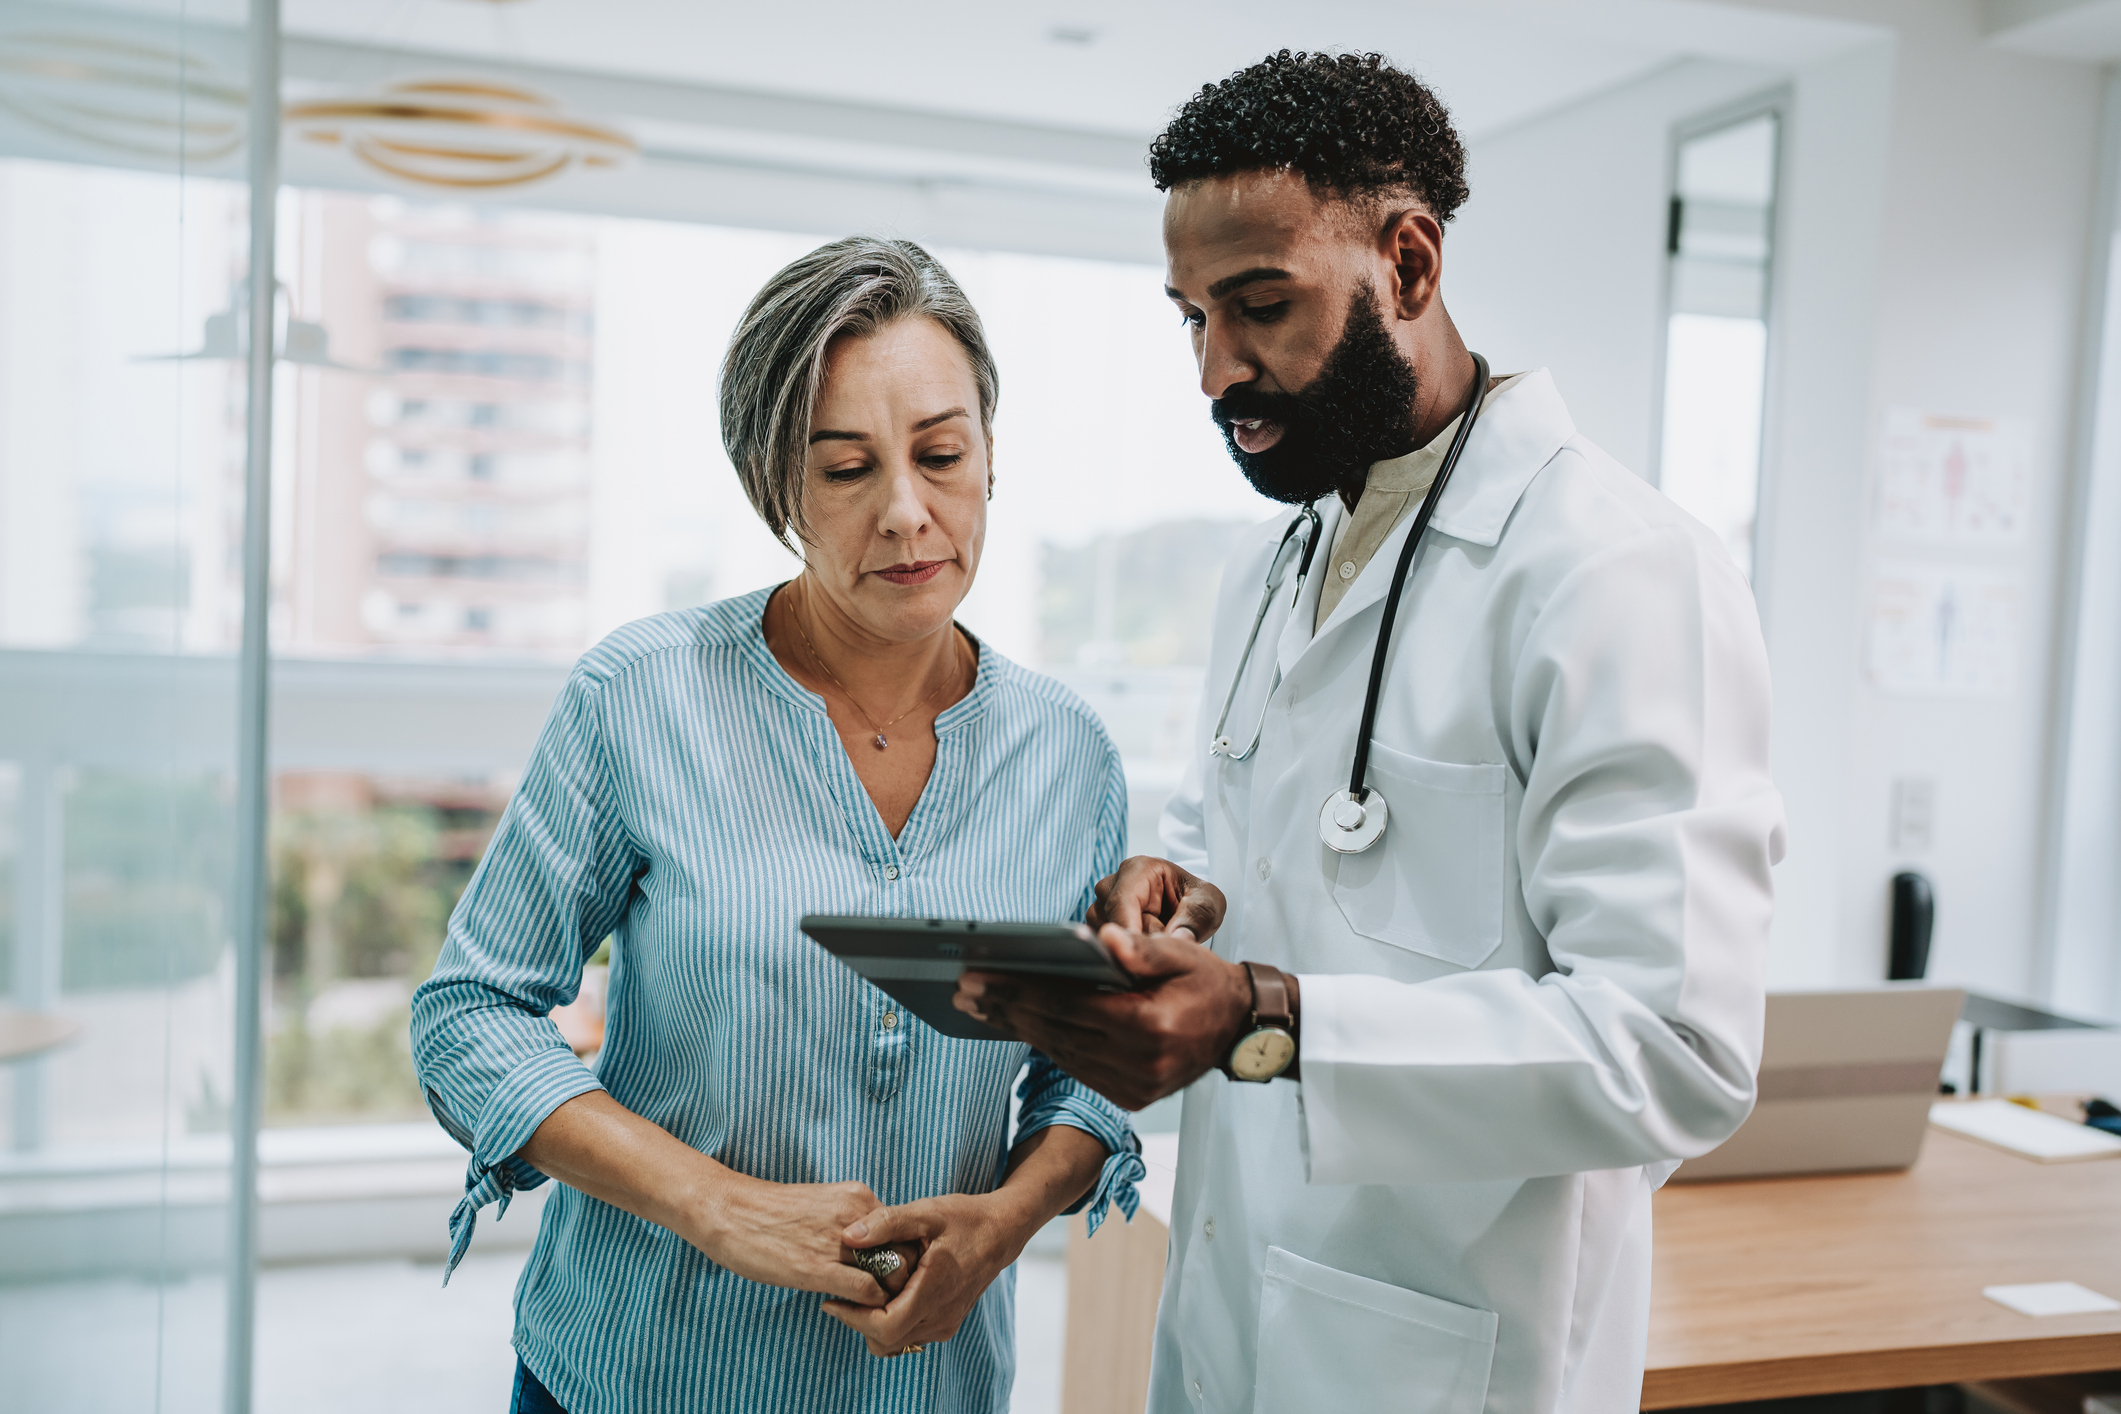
[1087,857,1227,942]
[954,926,1254,1112]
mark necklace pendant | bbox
[873,733,888,750]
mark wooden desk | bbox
[1646,1126,2121,1407]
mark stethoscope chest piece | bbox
[1318,789,1388,854]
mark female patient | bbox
[412,237,1140,1414]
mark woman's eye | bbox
[922,452,965,471]
[822,464,869,483]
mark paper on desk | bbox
[1929,1100,2121,1161]
[1981,1282,2121,1317]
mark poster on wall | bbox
[1874,408,2032,545]
[1866,563,2022,698]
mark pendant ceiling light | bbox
[284,78,636,191]
[0,28,246,163]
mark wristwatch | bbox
[1224,961,1298,1082]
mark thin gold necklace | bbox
[791,580,967,751]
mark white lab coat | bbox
[1150,369,1785,1414]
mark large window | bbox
[249,194,1274,1133]
[0,44,1269,1411]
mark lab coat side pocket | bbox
[1330,743,1507,970]
[1254,1246,1497,1414]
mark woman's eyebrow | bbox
[808,408,965,445]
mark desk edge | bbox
[1641,1333,2121,1408]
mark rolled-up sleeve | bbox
[411,665,643,1277]
[1011,744,1143,1234]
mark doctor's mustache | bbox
[1209,285,1422,505]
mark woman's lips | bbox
[874,560,947,586]
[1232,417,1285,454]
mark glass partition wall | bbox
[0,1,269,1410]
[1655,106,1782,582]
[1,9,1265,1408]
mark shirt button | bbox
[881,1011,899,1030]
[1338,560,1357,580]
[883,863,900,881]
[1256,857,1271,881]
[1203,1217,1215,1239]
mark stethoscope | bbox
[1208,352,1490,856]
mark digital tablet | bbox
[800,914,1133,1042]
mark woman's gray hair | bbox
[720,236,999,550]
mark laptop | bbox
[1671,984,1965,1182]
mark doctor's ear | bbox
[1381,207,1445,321]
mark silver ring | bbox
[850,1246,904,1280]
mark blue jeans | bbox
[511,1358,568,1414]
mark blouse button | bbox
[883,863,900,881]
[881,1011,899,1031]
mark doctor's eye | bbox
[1240,301,1289,324]
[1177,309,1205,330]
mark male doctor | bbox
[953,51,1787,1414]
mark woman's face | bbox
[800,316,989,644]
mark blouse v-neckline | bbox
[740,595,992,854]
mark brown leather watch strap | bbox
[1243,961,1296,1034]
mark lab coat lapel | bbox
[1310,369,1576,645]
[1273,498,1342,680]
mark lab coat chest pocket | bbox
[1255,1246,1497,1414]
[1331,743,1507,970]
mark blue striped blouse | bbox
[411,587,1142,1414]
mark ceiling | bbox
[3,0,1889,262]
[273,0,1876,143]
[1983,0,2121,59]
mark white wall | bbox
[2040,71,2121,1023]
[1451,3,2107,1009]
[1451,59,1786,473]
[1823,2,2102,1009]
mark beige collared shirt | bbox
[1314,373,1526,630]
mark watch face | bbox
[1230,1027,1297,1082]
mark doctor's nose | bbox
[1198,323,1261,401]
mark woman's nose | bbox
[877,464,931,538]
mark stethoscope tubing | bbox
[1208,503,1322,762]
[1347,351,1491,803]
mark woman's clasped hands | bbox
[694,1169,1021,1359]
[822,1193,1035,1359]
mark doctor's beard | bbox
[1211,283,1422,506]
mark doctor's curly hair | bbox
[1148,51,1469,222]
